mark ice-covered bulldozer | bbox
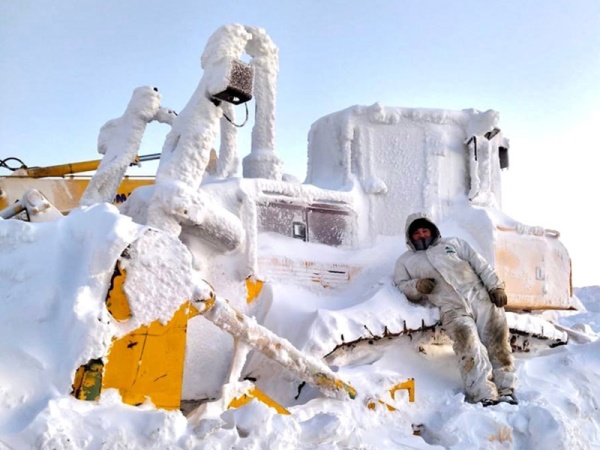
[299,104,573,357]
[219,104,574,404]
[0,22,575,414]
[0,24,360,418]
[304,103,573,314]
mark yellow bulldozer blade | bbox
[72,241,201,410]
[72,240,356,412]
[72,301,199,410]
[102,302,199,410]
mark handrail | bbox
[496,224,560,239]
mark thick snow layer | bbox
[306,105,501,211]
[252,233,440,356]
[242,26,282,180]
[0,205,143,435]
[0,203,599,449]
[117,229,199,333]
[146,25,250,235]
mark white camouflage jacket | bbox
[393,212,504,317]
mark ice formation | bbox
[306,103,504,237]
[80,86,169,207]
[146,24,282,239]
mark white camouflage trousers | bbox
[441,297,516,403]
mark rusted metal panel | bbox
[258,255,361,290]
[494,227,573,311]
[72,359,104,401]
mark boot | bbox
[480,398,499,407]
[498,392,518,405]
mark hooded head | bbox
[405,212,441,251]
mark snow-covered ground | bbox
[0,205,598,450]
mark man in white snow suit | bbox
[393,212,517,406]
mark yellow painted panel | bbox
[367,399,397,412]
[245,277,264,304]
[105,261,132,321]
[102,302,199,410]
[390,378,415,403]
[367,378,415,412]
[72,359,104,401]
[228,386,290,415]
[113,179,154,205]
[494,228,572,310]
[313,373,357,400]
[0,177,153,213]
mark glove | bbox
[489,288,508,307]
[416,278,436,294]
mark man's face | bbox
[411,227,431,242]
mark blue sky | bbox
[2,0,600,286]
